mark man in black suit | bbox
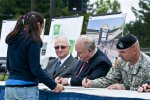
[56,35,112,86]
[44,37,78,79]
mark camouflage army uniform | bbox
[91,52,150,91]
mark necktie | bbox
[54,60,61,72]
[76,62,87,77]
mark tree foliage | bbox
[0,0,121,35]
[125,0,150,47]
[88,0,120,15]
[0,0,51,35]
[0,0,30,19]
[82,0,120,34]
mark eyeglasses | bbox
[54,45,68,50]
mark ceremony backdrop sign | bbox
[0,20,16,57]
[0,20,45,57]
[46,16,84,57]
[0,20,16,42]
[86,13,126,63]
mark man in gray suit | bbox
[44,37,78,79]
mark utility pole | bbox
[50,0,56,27]
[31,0,35,11]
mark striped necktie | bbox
[55,60,61,71]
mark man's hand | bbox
[61,78,69,86]
[53,84,64,93]
[82,77,92,88]
[107,84,125,90]
[55,76,63,84]
[138,83,150,92]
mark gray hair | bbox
[55,36,70,45]
[77,35,96,51]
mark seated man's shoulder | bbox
[48,58,57,64]
[97,54,112,65]
[72,58,78,63]
[67,55,78,63]
[140,53,150,68]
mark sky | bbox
[90,0,140,23]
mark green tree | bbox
[0,0,52,35]
[125,0,150,47]
[0,0,30,36]
[88,0,120,15]
[82,0,120,34]
[0,0,120,35]
[0,0,70,35]
[0,0,30,19]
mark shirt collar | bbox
[58,53,70,66]
[86,48,97,63]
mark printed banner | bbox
[0,20,45,57]
[46,16,84,57]
[86,13,126,63]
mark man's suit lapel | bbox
[78,62,90,76]
[83,50,100,71]
[45,59,58,79]
[52,59,59,77]
[75,61,84,76]
[53,55,72,77]
[76,50,100,76]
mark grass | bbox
[0,73,8,81]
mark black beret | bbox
[116,34,137,49]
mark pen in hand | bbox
[85,76,88,83]
[83,76,88,88]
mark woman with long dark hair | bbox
[5,11,64,100]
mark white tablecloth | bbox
[1,81,150,99]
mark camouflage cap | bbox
[116,34,137,49]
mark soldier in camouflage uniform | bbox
[82,34,150,91]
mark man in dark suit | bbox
[44,37,78,79]
[56,35,112,86]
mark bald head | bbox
[55,37,70,45]
[133,40,140,50]
[130,40,141,56]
